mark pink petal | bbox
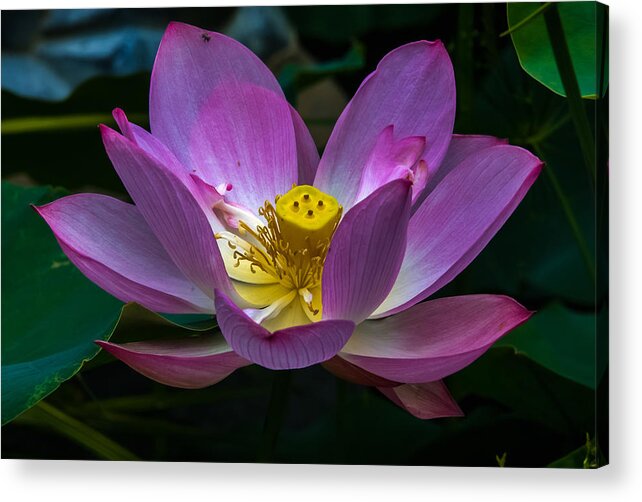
[353,125,426,205]
[100,125,239,303]
[35,194,212,314]
[290,105,319,185]
[186,82,297,211]
[113,108,228,235]
[149,22,283,168]
[112,108,190,177]
[379,381,464,419]
[215,291,355,370]
[373,144,543,318]
[322,179,412,324]
[314,41,456,209]
[322,356,399,388]
[341,295,532,383]
[414,134,509,210]
[97,336,250,389]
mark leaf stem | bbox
[256,370,292,462]
[523,113,571,145]
[543,4,596,186]
[532,143,595,285]
[501,2,552,37]
[2,113,148,135]
[15,401,139,460]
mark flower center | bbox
[215,185,342,321]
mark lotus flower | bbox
[37,22,542,419]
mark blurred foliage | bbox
[0,7,281,102]
[1,4,607,467]
[285,4,444,46]
[1,9,164,101]
[278,41,365,103]
[507,2,608,99]
[547,433,603,468]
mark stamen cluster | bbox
[216,185,342,317]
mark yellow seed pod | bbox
[275,185,341,253]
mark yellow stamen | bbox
[216,185,342,322]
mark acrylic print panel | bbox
[1,2,608,467]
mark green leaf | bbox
[113,303,216,340]
[447,347,595,435]
[161,311,217,331]
[507,2,608,98]
[495,303,597,389]
[1,182,124,424]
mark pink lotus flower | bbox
[37,22,542,419]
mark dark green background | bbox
[1,3,608,466]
